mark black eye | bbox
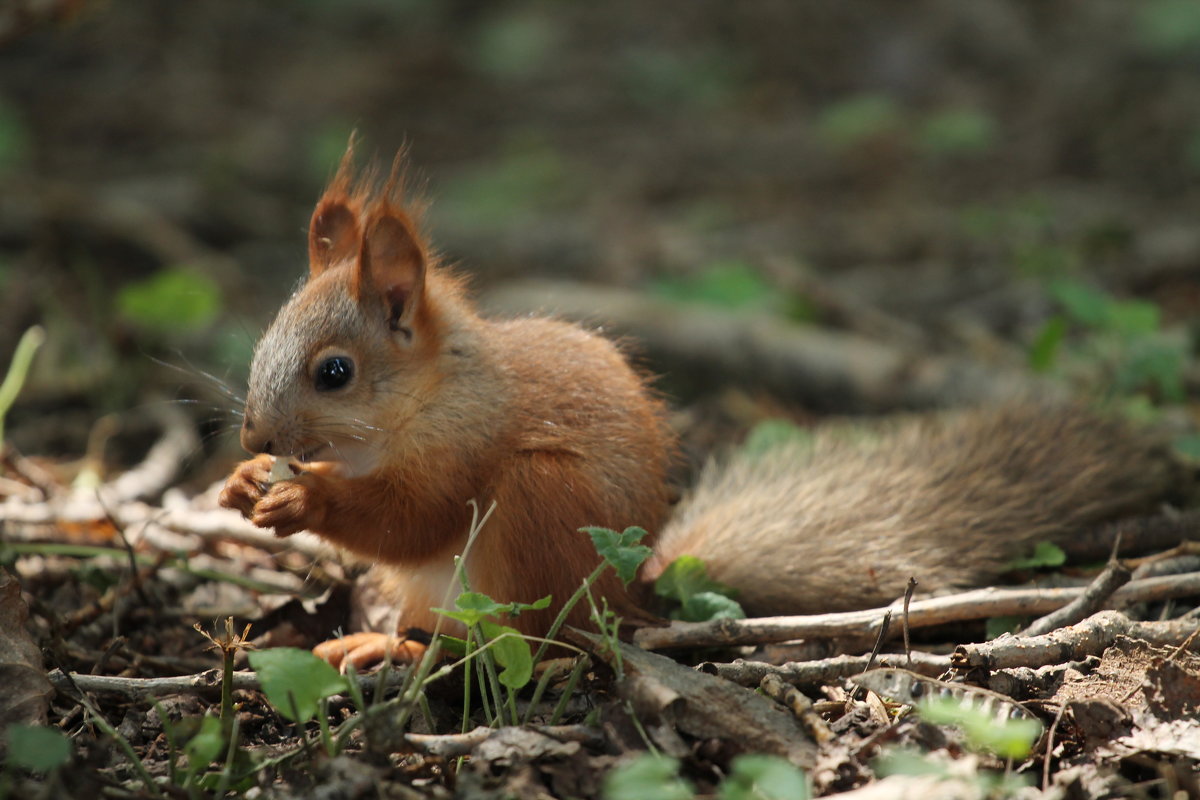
[315,356,353,391]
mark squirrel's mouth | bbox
[298,445,331,463]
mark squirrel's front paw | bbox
[250,477,327,537]
[218,454,274,517]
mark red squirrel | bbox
[220,146,1178,664]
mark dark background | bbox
[2,0,1198,471]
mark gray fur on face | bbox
[246,278,368,426]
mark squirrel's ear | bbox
[356,210,426,334]
[308,140,362,276]
[308,200,361,276]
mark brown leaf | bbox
[573,630,817,768]
[0,569,52,728]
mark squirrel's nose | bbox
[240,417,274,455]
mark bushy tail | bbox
[647,403,1180,615]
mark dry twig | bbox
[634,572,1200,650]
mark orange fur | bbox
[220,148,673,643]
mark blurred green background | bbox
[1,0,1198,468]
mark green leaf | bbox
[1115,338,1186,402]
[247,647,347,722]
[720,754,810,800]
[183,714,225,766]
[873,747,950,778]
[1007,541,1066,570]
[654,555,727,602]
[434,591,553,626]
[1028,316,1066,372]
[584,526,652,586]
[116,267,221,335]
[479,621,533,689]
[5,724,71,772]
[1107,299,1160,337]
[603,753,693,800]
[917,696,1042,759]
[1049,279,1112,328]
[435,591,509,627]
[679,591,745,623]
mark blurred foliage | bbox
[651,261,815,321]
[0,95,30,177]
[437,138,578,229]
[619,44,745,112]
[1031,278,1188,404]
[917,109,997,160]
[1136,0,1200,57]
[470,9,559,80]
[304,122,360,187]
[816,94,903,151]
[116,268,222,337]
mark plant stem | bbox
[0,325,45,444]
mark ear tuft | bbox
[308,136,364,276]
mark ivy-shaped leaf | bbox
[584,526,652,585]
[247,648,347,723]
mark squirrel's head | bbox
[240,147,439,476]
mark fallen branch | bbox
[47,668,407,700]
[699,651,950,689]
[403,725,601,758]
[951,611,1199,671]
[633,571,1200,650]
[1018,558,1131,638]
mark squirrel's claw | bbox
[250,476,327,537]
[218,454,273,517]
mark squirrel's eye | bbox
[315,356,354,391]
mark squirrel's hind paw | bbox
[313,631,429,671]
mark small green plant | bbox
[721,754,811,800]
[0,325,44,444]
[654,555,744,622]
[915,697,1042,760]
[248,647,349,754]
[603,753,694,800]
[603,752,809,800]
[1031,278,1188,404]
[875,747,1031,793]
[1007,540,1066,571]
